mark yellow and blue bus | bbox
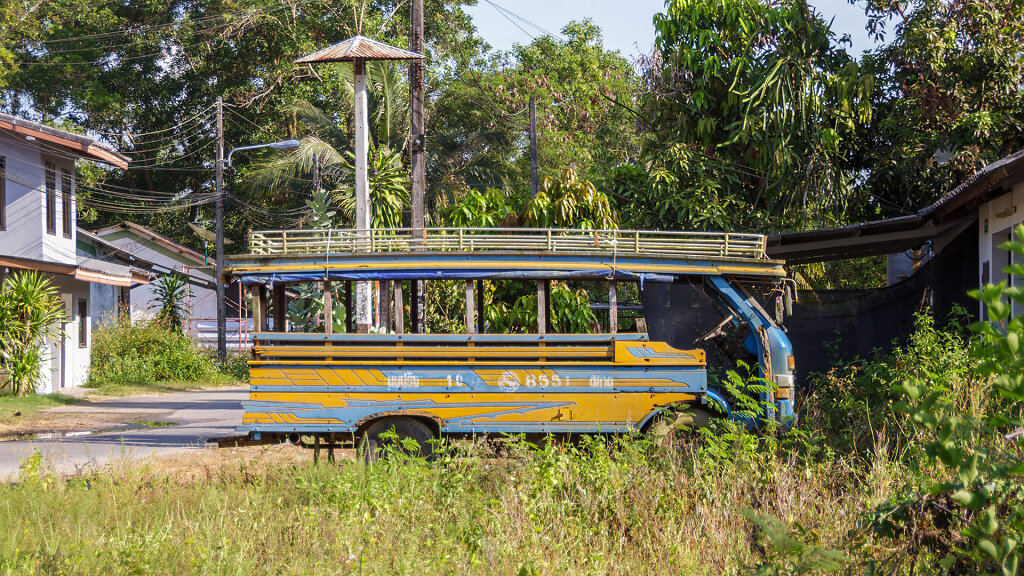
[226,228,795,456]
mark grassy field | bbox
[0,432,892,576]
[0,316,1019,575]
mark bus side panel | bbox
[241,364,706,435]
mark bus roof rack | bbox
[228,228,786,282]
[245,227,770,260]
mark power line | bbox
[483,0,562,40]
[87,104,215,138]
[33,0,296,46]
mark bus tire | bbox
[647,406,713,447]
[359,416,436,464]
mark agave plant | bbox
[0,270,67,395]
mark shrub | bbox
[88,315,220,388]
[0,270,66,395]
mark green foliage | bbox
[805,310,974,457]
[742,508,848,575]
[0,270,67,396]
[855,0,1024,215]
[522,167,617,229]
[443,188,520,228]
[871,224,1024,575]
[151,274,190,332]
[484,282,598,334]
[641,0,872,231]
[88,315,224,389]
[430,18,639,209]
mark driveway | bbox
[0,388,246,479]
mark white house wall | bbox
[978,179,1024,317]
[0,132,45,260]
[37,274,92,394]
[0,132,76,264]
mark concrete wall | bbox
[977,180,1024,317]
[0,132,76,263]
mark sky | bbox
[464,0,881,58]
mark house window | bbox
[45,162,56,235]
[0,156,6,231]
[78,298,88,348]
[61,169,73,238]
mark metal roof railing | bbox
[245,228,770,261]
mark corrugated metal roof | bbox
[921,148,1024,219]
[0,113,130,169]
[295,35,423,63]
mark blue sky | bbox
[465,0,881,58]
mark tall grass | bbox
[1,312,1017,575]
[0,431,889,576]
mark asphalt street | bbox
[0,388,246,479]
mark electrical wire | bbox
[86,104,215,137]
[34,0,297,46]
[483,0,562,40]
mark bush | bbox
[88,315,222,388]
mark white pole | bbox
[353,59,373,332]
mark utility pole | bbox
[215,96,227,364]
[354,59,372,333]
[312,152,321,192]
[529,96,538,197]
[410,0,426,333]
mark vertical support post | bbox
[272,285,286,332]
[379,281,392,332]
[215,96,226,363]
[536,280,547,334]
[353,58,373,333]
[608,280,618,334]
[410,279,420,333]
[476,279,485,334]
[529,96,538,198]
[394,281,404,334]
[255,285,268,332]
[544,280,552,333]
[312,152,321,192]
[465,280,476,334]
[344,281,353,333]
[238,282,243,350]
[323,280,333,334]
[410,0,427,336]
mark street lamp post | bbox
[215,131,301,363]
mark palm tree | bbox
[243,61,410,230]
[152,274,191,332]
[0,271,67,396]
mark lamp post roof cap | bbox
[295,35,424,64]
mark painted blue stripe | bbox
[254,333,650,343]
[250,385,704,394]
[237,422,638,434]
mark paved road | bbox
[0,388,246,479]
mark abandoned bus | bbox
[226,228,795,455]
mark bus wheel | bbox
[359,417,436,464]
[647,406,713,447]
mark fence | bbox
[246,228,770,260]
